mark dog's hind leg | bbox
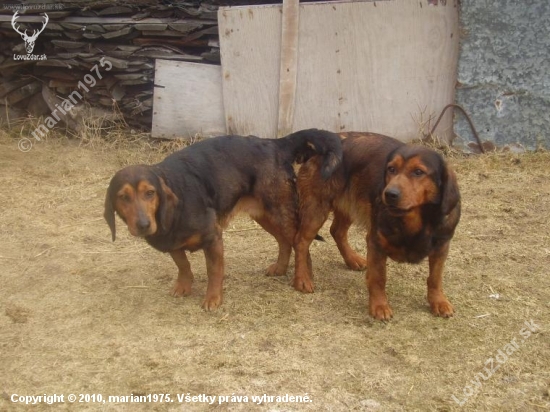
[253,214,293,277]
[293,202,331,293]
[330,209,367,271]
[293,158,335,293]
[202,229,225,311]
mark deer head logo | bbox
[11,12,49,54]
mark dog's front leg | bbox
[169,248,194,297]
[427,240,454,317]
[202,230,224,310]
[366,233,392,321]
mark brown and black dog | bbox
[294,132,461,320]
[104,129,342,310]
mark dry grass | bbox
[0,130,549,411]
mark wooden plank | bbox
[41,84,81,131]
[276,0,300,138]
[219,0,459,141]
[101,26,134,39]
[6,81,41,104]
[134,23,168,31]
[168,22,204,33]
[152,60,225,139]
[0,16,216,24]
[132,51,202,61]
[0,78,33,99]
[97,6,134,16]
[140,30,196,37]
[51,40,87,49]
[219,5,281,135]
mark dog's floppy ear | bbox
[441,164,460,215]
[158,178,178,232]
[104,189,116,242]
[379,147,399,193]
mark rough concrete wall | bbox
[455,0,550,150]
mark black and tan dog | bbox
[104,129,342,310]
[294,132,461,320]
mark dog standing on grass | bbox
[293,132,461,320]
[104,129,342,310]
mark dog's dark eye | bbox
[413,169,425,177]
[119,194,130,202]
[145,190,155,198]
[387,166,397,174]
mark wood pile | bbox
[0,1,221,131]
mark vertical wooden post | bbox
[277,0,300,138]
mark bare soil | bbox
[0,132,549,411]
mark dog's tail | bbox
[279,129,343,180]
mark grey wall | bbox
[455,0,550,150]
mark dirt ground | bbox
[0,131,548,412]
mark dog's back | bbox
[157,130,343,218]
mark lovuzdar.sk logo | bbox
[11,11,48,61]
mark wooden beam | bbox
[276,0,299,138]
[152,60,226,139]
[0,16,215,24]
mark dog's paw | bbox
[170,279,192,297]
[265,262,286,277]
[369,301,393,321]
[344,253,367,271]
[201,294,223,311]
[430,298,454,318]
[293,276,314,293]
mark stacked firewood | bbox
[0,1,221,130]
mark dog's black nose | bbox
[136,219,151,231]
[384,187,401,205]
